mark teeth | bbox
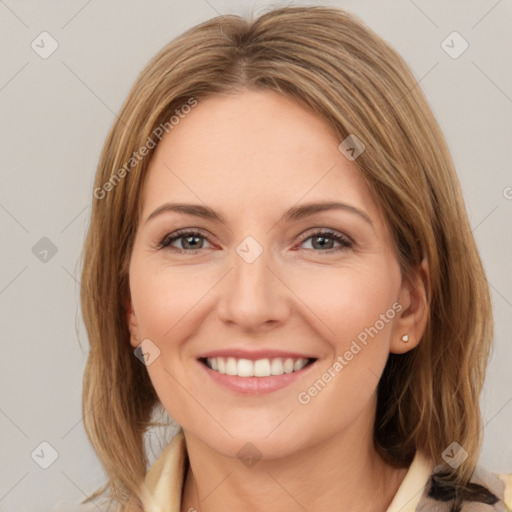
[226,357,237,376]
[254,359,271,377]
[237,358,253,377]
[270,358,283,375]
[293,359,306,371]
[205,357,310,377]
[283,358,294,373]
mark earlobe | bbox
[390,258,429,354]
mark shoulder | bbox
[417,463,512,511]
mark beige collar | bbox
[386,450,435,512]
[142,430,187,512]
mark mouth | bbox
[197,353,318,395]
[199,356,317,377]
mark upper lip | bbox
[197,348,317,361]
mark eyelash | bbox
[156,228,353,254]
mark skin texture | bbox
[127,89,428,512]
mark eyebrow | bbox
[144,201,374,228]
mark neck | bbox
[180,397,409,512]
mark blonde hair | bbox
[80,5,493,511]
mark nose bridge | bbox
[216,234,288,329]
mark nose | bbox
[216,239,291,333]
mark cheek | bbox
[293,266,400,418]
[129,259,210,340]
[128,258,202,416]
[291,261,400,349]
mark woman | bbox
[79,5,511,512]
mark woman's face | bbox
[127,89,422,460]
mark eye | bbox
[157,228,353,254]
[157,229,212,253]
[297,229,353,253]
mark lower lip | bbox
[199,360,316,395]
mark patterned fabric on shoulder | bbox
[416,464,512,512]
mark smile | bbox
[198,354,318,394]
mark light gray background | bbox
[1,0,511,510]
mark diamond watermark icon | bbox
[236,236,263,264]
[441,442,468,469]
[237,442,262,468]
[441,32,469,59]
[32,237,58,263]
[31,31,59,59]
[338,134,366,161]
[31,441,59,469]
[134,338,161,366]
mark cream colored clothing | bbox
[142,430,512,512]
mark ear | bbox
[390,257,429,354]
[124,295,141,348]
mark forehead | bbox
[141,89,383,227]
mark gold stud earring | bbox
[401,334,409,343]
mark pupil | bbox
[313,235,333,250]
[184,236,201,249]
